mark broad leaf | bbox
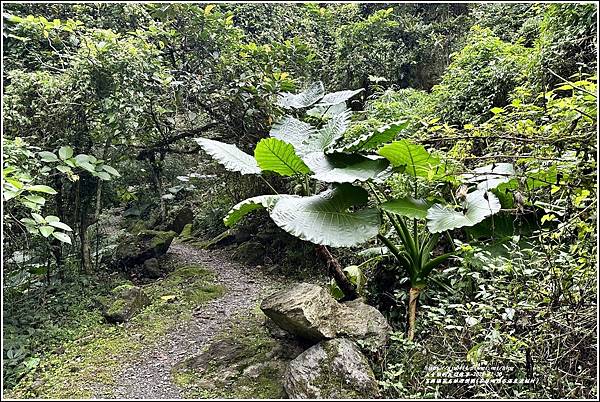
[48,221,72,231]
[23,195,45,205]
[195,138,260,175]
[463,163,515,190]
[224,195,291,227]
[304,152,389,183]
[332,121,409,153]
[269,116,316,153]
[39,225,55,237]
[315,88,364,106]
[426,190,501,233]
[52,231,72,244]
[94,171,112,181]
[277,81,324,109]
[270,183,380,247]
[254,138,310,176]
[102,164,121,177]
[31,213,45,224]
[306,102,348,119]
[378,140,444,180]
[304,109,351,152]
[38,151,59,163]
[58,146,73,160]
[27,185,57,195]
[379,197,429,219]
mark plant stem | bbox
[315,244,358,301]
[407,287,421,341]
[259,175,279,195]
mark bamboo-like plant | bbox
[194,82,509,339]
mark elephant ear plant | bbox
[193,81,510,340]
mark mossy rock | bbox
[179,223,193,238]
[284,338,380,399]
[171,314,305,399]
[115,230,177,270]
[102,285,151,323]
[232,241,266,265]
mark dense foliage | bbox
[2,2,597,399]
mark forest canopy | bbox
[2,2,598,400]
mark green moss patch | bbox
[6,264,224,399]
[171,311,304,399]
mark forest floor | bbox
[6,240,307,399]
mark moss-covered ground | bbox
[170,309,301,399]
[4,264,223,399]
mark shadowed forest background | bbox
[2,2,598,399]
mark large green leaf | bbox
[303,109,351,153]
[270,183,380,247]
[38,151,59,163]
[27,185,57,195]
[224,195,290,227]
[426,190,501,233]
[463,163,515,190]
[58,146,73,160]
[304,152,389,183]
[331,121,409,153]
[306,102,348,119]
[378,140,444,180]
[254,138,310,176]
[277,81,324,109]
[379,197,429,219]
[269,116,316,153]
[195,138,260,175]
[315,88,364,106]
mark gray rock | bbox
[115,230,177,269]
[260,283,338,342]
[102,284,151,323]
[338,298,391,350]
[260,283,390,348]
[284,338,379,399]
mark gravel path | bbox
[100,243,290,399]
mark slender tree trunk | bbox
[315,244,358,300]
[150,159,166,222]
[407,287,421,341]
[51,174,64,278]
[78,177,94,274]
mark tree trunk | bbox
[315,244,358,301]
[150,160,166,222]
[407,287,421,341]
[78,177,94,274]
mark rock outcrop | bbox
[284,338,379,399]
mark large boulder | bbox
[115,229,176,268]
[260,283,339,342]
[260,283,390,348]
[102,284,151,323]
[284,338,379,399]
[168,207,194,234]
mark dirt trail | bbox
[97,243,289,399]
